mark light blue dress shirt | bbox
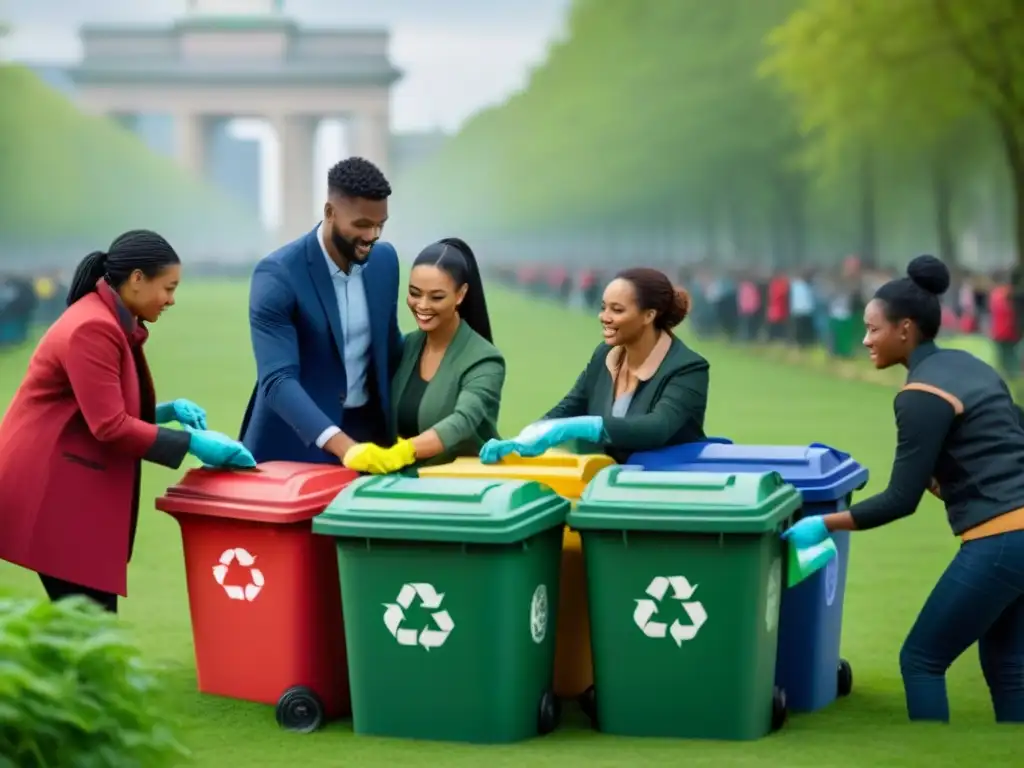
[314,222,372,449]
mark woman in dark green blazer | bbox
[481,267,709,464]
[343,238,505,473]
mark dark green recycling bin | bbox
[312,475,567,744]
[569,467,801,740]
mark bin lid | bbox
[155,461,360,524]
[312,475,569,545]
[626,442,868,502]
[569,466,802,534]
[416,451,615,500]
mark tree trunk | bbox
[779,172,808,267]
[858,148,878,267]
[931,153,959,267]
[999,119,1024,270]
[702,202,719,260]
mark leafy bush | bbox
[0,595,190,768]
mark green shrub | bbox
[0,595,190,768]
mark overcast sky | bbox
[3,0,572,132]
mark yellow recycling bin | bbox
[418,451,615,699]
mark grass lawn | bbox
[0,282,1017,766]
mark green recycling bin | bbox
[569,467,801,740]
[312,475,568,744]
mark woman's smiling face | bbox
[407,264,466,332]
[599,277,653,346]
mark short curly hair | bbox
[327,157,391,200]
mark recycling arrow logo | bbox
[212,547,264,602]
[765,558,782,633]
[383,583,454,651]
[824,552,839,607]
[633,575,708,646]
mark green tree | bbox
[764,0,1024,266]
[398,0,817,266]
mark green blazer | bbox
[390,321,505,467]
[543,333,709,463]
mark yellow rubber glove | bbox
[343,439,416,474]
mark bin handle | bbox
[808,442,848,460]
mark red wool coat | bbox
[0,280,188,596]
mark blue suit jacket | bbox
[239,227,403,463]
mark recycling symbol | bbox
[383,583,455,651]
[212,547,264,602]
[765,558,782,632]
[530,584,548,644]
[824,551,839,607]
[633,575,707,646]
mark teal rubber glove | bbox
[517,416,606,454]
[186,428,256,469]
[156,398,207,430]
[479,416,607,463]
[780,516,830,549]
[479,438,520,464]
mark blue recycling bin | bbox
[627,441,868,713]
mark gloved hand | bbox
[156,398,207,430]
[479,416,606,464]
[479,438,522,464]
[186,428,256,469]
[781,515,830,549]
[343,439,416,474]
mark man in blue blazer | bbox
[240,157,403,464]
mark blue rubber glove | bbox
[156,398,207,430]
[186,428,256,469]
[780,516,830,549]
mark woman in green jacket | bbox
[343,238,505,473]
[481,267,709,464]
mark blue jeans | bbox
[900,529,1024,722]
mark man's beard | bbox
[332,228,374,265]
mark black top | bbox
[850,341,1024,534]
[542,336,709,464]
[396,366,429,440]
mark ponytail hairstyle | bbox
[413,237,493,343]
[66,229,181,307]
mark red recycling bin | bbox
[155,461,358,733]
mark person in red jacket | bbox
[990,274,1021,381]
[766,273,791,341]
[0,230,251,613]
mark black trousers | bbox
[40,573,118,614]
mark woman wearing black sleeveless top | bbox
[784,255,1024,723]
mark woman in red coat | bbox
[0,230,254,613]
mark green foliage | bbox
[0,596,189,768]
[764,0,1024,263]
[764,1,984,178]
[0,64,264,254]
[393,0,1024,267]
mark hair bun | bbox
[673,287,691,324]
[907,255,950,296]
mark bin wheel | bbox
[537,688,561,735]
[275,686,325,734]
[837,658,853,697]
[578,685,599,730]
[771,686,788,732]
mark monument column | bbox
[273,113,317,243]
[347,109,391,180]
[172,113,207,179]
